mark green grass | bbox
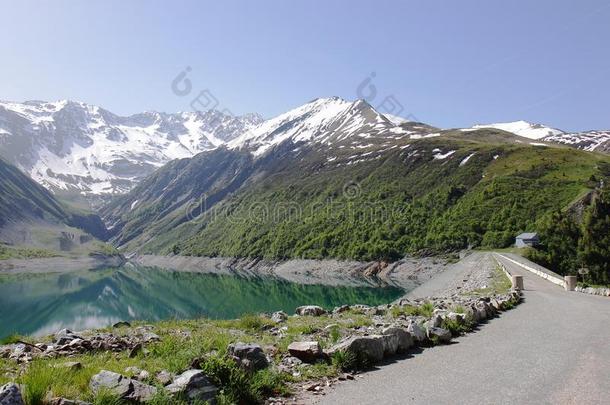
[0,244,60,260]
[390,302,434,318]
[0,309,392,403]
[0,333,30,345]
[452,305,465,314]
[467,264,512,297]
[21,362,67,405]
[577,282,610,289]
[441,317,474,337]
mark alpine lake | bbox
[0,264,404,339]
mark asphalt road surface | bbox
[318,253,610,405]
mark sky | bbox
[1,0,609,132]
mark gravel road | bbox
[317,252,610,405]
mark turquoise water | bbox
[0,265,403,339]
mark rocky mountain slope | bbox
[542,130,610,154]
[2,98,608,208]
[0,100,262,198]
[0,157,108,254]
[102,98,610,260]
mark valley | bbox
[2,96,610,280]
[1,96,609,404]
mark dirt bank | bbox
[134,253,465,291]
[0,255,125,274]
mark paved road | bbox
[318,253,610,405]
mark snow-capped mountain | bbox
[470,120,563,140]
[0,100,263,196]
[542,130,610,154]
[3,97,608,201]
[469,120,610,153]
[228,97,428,156]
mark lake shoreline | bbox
[132,254,459,290]
[0,252,520,405]
[0,254,125,274]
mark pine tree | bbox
[578,187,610,284]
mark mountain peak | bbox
[0,99,263,195]
[227,96,392,156]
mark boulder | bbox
[446,312,467,324]
[0,346,12,359]
[425,314,443,329]
[490,298,502,311]
[129,343,142,358]
[112,321,131,328]
[166,370,218,403]
[406,320,426,343]
[58,361,82,371]
[227,343,268,372]
[90,371,131,398]
[54,329,82,345]
[130,380,157,402]
[137,370,150,381]
[271,311,288,323]
[89,370,156,402]
[426,327,452,344]
[124,366,143,376]
[287,341,323,363]
[295,305,326,316]
[380,333,399,356]
[155,370,173,386]
[0,383,24,405]
[474,301,490,321]
[280,356,303,367]
[124,366,150,381]
[332,305,350,314]
[381,327,413,353]
[333,335,385,364]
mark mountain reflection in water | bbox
[0,265,404,339]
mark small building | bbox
[515,232,539,248]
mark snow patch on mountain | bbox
[542,130,610,153]
[433,149,456,160]
[228,97,398,156]
[383,113,410,125]
[460,152,476,166]
[471,120,563,140]
[0,100,263,195]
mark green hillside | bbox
[103,130,610,275]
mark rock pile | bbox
[0,327,160,364]
[0,283,522,404]
[575,286,610,297]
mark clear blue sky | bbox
[1,0,609,131]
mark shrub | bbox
[328,325,341,343]
[21,362,64,405]
[419,302,435,318]
[0,333,26,345]
[234,314,274,331]
[441,318,470,337]
[452,305,465,314]
[390,306,404,318]
[331,349,371,371]
[92,391,126,405]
